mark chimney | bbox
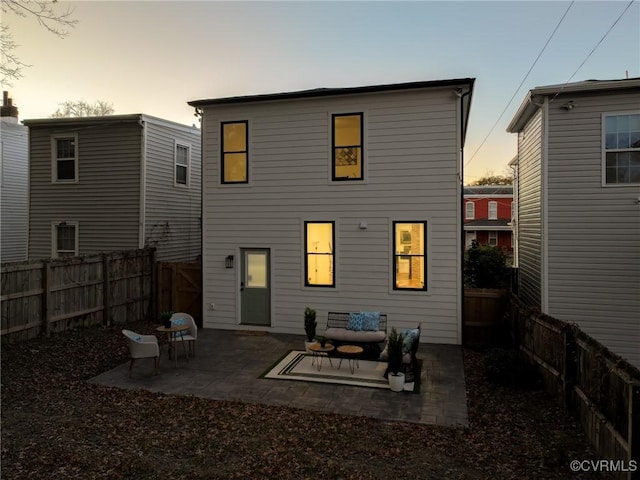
[1,91,19,122]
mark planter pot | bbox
[388,372,405,392]
[164,320,172,329]
[304,340,315,353]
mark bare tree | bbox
[1,0,77,85]
[51,100,114,117]
[468,169,513,186]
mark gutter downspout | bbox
[138,116,147,250]
[458,86,473,345]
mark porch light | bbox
[225,255,234,269]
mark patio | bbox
[90,329,468,426]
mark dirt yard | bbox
[1,324,609,479]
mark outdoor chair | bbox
[169,313,198,357]
[122,329,160,377]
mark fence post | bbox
[563,326,577,412]
[102,254,111,327]
[630,384,640,480]
[150,249,157,322]
[42,261,51,337]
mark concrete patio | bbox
[90,329,469,427]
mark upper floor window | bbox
[393,222,427,291]
[332,113,363,181]
[305,221,334,287]
[221,121,248,183]
[488,201,498,220]
[175,143,190,186]
[465,202,475,220]
[604,113,640,185]
[52,134,78,183]
[52,221,78,258]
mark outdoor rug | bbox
[261,350,418,392]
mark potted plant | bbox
[304,307,317,353]
[159,310,174,329]
[386,327,405,392]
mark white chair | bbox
[169,313,198,357]
[122,329,160,377]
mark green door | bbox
[240,249,271,326]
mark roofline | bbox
[22,114,199,133]
[506,77,640,133]
[188,78,475,107]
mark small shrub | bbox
[464,240,509,288]
[484,348,541,389]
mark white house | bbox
[507,78,640,368]
[1,92,28,263]
[189,78,475,342]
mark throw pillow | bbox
[361,312,380,331]
[171,318,187,338]
[134,335,142,342]
[346,312,365,331]
[402,328,420,355]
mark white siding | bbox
[143,117,201,262]
[546,90,640,367]
[201,87,464,344]
[0,120,29,262]
[27,121,141,259]
[516,109,543,307]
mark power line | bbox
[464,1,575,169]
[548,0,636,104]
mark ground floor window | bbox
[52,221,78,258]
[305,221,334,287]
[393,222,426,290]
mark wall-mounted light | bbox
[225,255,234,268]
[561,101,574,111]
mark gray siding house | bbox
[1,93,29,262]
[189,78,474,343]
[507,78,640,368]
[24,114,201,262]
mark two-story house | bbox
[1,92,29,263]
[507,78,640,368]
[24,114,201,262]
[463,185,513,255]
[189,78,475,343]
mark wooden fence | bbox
[156,261,202,327]
[507,294,640,480]
[462,287,508,347]
[1,248,156,342]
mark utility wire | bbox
[548,0,636,104]
[464,1,575,169]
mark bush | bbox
[484,348,541,389]
[464,240,509,288]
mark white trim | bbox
[463,225,512,231]
[600,110,640,187]
[138,119,147,249]
[465,201,475,220]
[541,98,549,313]
[488,201,498,220]
[174,141,191,188]
[51,221,78,258]
[50,133,79,184]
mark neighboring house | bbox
[463,185,513,255]
[24,114,201,262]
[507,78,640,368]
[189,78,475,343]
[1,92,28,263]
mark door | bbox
[240,248,271,326]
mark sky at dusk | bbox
[4,0,639,183]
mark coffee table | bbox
[336,345,363,374]
[308,343,335,371]
[156,324,190,367]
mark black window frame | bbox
[221,120,249,184]
[392,221,427,291]
[332,112,363,181]
[304,221,335,288]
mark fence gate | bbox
[157,262,202,327]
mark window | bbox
[52,222,78,258]
[305,222,334,287]
[488,201,498,220]
[175,143,190,186]
[221,121,248,183]
[604,113,640,185]
[393,222,426,290]
[51,134,78,182]
[488,231,498,246]
[465,202,475,220]
[332,113,363,180]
